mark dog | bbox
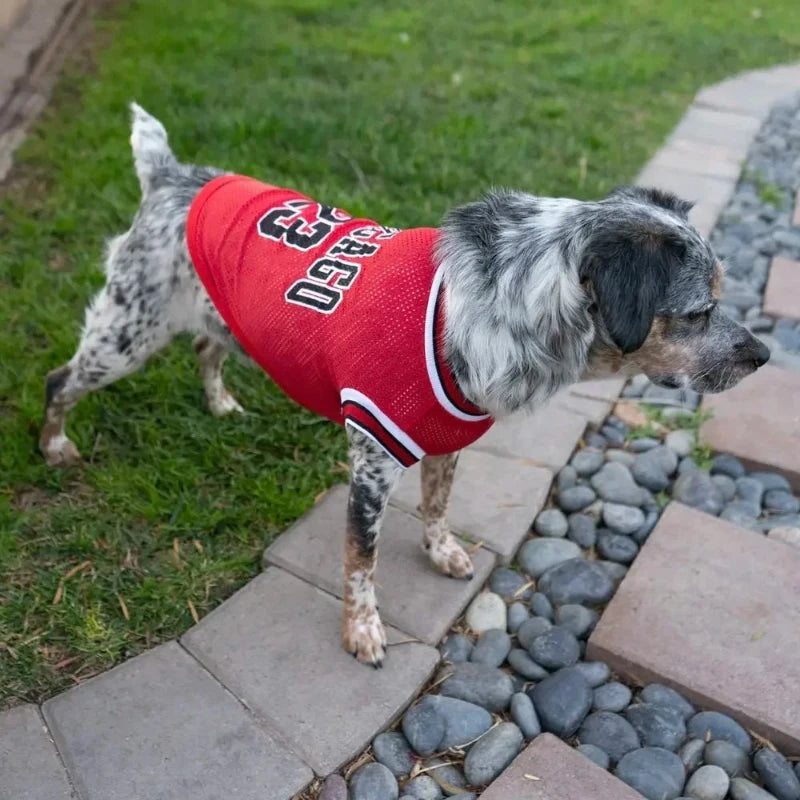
[40,104,770,666]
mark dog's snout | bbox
[734,332,770,367]
[753,337,770,367]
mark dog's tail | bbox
[129,102,178,194]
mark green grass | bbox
[1,0,798,706]
[626,405,715,468]
[743,168,786,207]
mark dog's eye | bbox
[685,309,710,326]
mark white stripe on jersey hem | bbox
[344,420,413,469]
[424,266,491,422]
[340,388,426,460]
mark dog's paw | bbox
[427,535,474,581]
[208,391,245,417]
[342,609,387,668]
[41,436,82,468]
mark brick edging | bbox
[634,62,800,236]
[0,0,91,181]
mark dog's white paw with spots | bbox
[427,534,475,580]
[343,609,387,668]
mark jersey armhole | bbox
[341,388,424,469]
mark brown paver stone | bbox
[701,365,800,491]
[764,257,800,321]
[794,189,800,227]
[0,703,75,800]
[469,397,588,470]
[587,502,800,755]
[480,733,644,800]
[182,568,439,775]
[265,484,495,639]
[42,642,312,800]
[390,449,552,564]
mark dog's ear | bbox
[608,185,693,219]
[582,223,681,354]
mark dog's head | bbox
[580,185,769,393]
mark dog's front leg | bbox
[342,428,402,667]
[420,452,474,579]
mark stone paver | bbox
[701,365,800,490]
[587,502,800,755]
[636,162,735,234]
[0,704,75,800]
[556,390,612,426]
[42,641,311,800]
[391,450,552,564]
[687,201,726,239]
[0,0,76,109]
[570,377,627,403]
[644,137,745,181]
[469,397,588,470]
[764,257,800,321]
[0,0,28,35]
[480,733,644,799]
[266,484,495,640]
[695,66,800,119]
[667,106,763,152]
[182,568,439,775]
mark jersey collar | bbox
[425,267,491,422]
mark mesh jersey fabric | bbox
[186,174,493,467]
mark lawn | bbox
[1,0,798,706]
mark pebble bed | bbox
[707,92,800,373]
[319,411,800,800]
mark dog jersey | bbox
[186,174,493,467]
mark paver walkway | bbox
[3,59,800,799]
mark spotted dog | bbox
[41,105,770,666]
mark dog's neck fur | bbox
[436,190,596,418]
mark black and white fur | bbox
[41,105,769,666]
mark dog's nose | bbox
[754,338,770,367]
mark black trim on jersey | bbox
[341,400,418,467]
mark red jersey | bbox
[186,175,493,467]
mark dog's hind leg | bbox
[420,452,474,579]
[192,335,244,417]
[342,427,401,667]
[40,283,175,467]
